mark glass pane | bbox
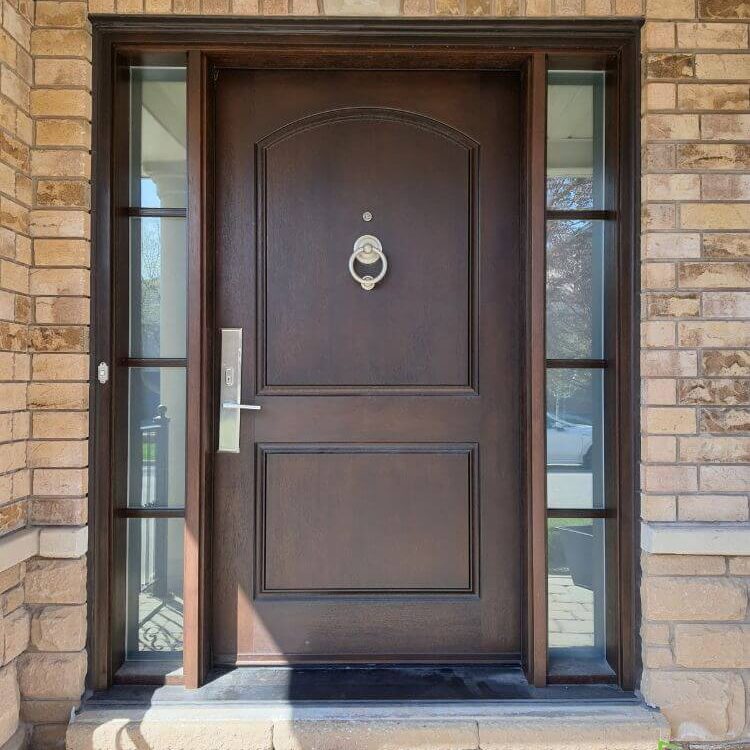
[547,517,606,656]
[129,217,187,359]
[126,518,184,659]
[130,67,187,209]
[547,72,605,210]
[546,219,604,360]
[546,368,604,509]
[128,368,186,509]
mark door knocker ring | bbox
[349,234,388,291]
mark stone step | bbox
[68,701,668,750]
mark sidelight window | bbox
[545,70,616,681]
[115,64,188,669]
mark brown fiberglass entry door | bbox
[212,69,522,664]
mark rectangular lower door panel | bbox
[259,446,476,594]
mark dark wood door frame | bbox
[90,17,641,692]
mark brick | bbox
[28,441,87,469]
[31,30,91,59]
[641,350,697,376]
[675,624,750,668]
[0,663,19,746]
[30,497,87,526]
[702,349,750,375]
[644,203,676,230]
[26,383,89,410]
[643,233,700,259]
[696,54,750,80]
[32,412,88,439]
[644,379,677,405]
[644,143,675,169]
[644,21,676,49]
[30,210,90,240]
[0,565,22,596]
[703,234,750,258]
[699,0,750,14]
[679,321,750,347]
[32,353,88,381]
[679,261,750,287]
[702,113,750,140]
[702,174,750,200]
[17,652,86,700]
[642,622,671,646]
[644,407,697,434]
[643,263,676,289]
[29,269,89,297]
[680,436,750,462]
[677,83,750,111]
[34,239,89,268]
[643,435,677,462]
[35,120,91,149]
[703,292,750,318]
[31,151,90,179]
[29,326,88,353]
[24,558,86,605]
[30,604,86,652]
[645,82,676,110]
[642,671,745,741]
[652,543,720,579]
[701,407,750,433]
[701,465,750,490]
[645,114,700,140]
[642,494,677,521]
[679,378,750,404]
[33,468,87,497]
[642,465,698,492]
[677,22,748,47]
[3,607,29,663]
[35,180,89,209]
[20,699,79,725]
[34,297,89,326]
[34,2,87,27]
[642,321,675,347]
[30,90,92,120]
[729,557,750,574]
[646,53,694,78]
[644,293,700,318]
[646,0,696,18]
[0,501,26,535]
[643,577,746,620]
[645,174,700,200]
[678,493,748,520]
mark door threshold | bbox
[88,665,634,706]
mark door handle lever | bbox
[222,402,261,411]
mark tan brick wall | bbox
[0,0,746,747]
[0,0,34,745]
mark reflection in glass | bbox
[546,72,605,211]
[546,219,604,360]
[127,368,186,508]
[129,217,187,359]
[546,369,604,509]
[547,517,606,656]
[130,67,187,209]
[126,518,184,659]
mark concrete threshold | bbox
[68,700,669,749]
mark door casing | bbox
[89,17,641,691]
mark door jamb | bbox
[89,17,641,692]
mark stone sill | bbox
[67,702,668,750]
[0,525,88,573]
[642,522,750,556]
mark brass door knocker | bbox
[349,234,388,291]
